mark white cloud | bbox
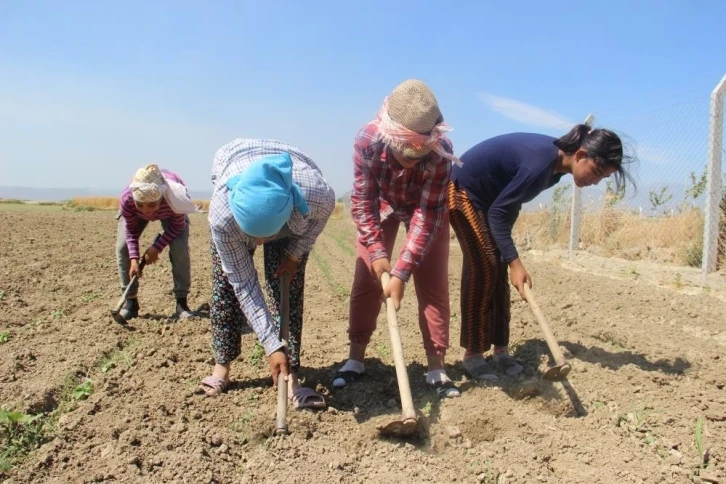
[476,92,574,129]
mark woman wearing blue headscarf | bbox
[201,139,335,409]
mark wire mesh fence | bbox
[516,80,725,277]
[583,98,711,269]
[341,191,351,220]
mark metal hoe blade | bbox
[542,362,571,381]
[111,310,128,325]
[523,284,572,382]
[377,416,419,437]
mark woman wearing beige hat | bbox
[333,79,462,398]
[115,164,198,320]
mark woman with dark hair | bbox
[448,125,635,381]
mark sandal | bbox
[290,387,326,410]
[429,380,461,399]
[332,370,364,389]
[492,353,524,376]
[463,356,499,381]
[198,376,230,397]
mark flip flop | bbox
[429,380,461,399]
[332,370,364,389]
[492,353,524,376]
[463,356,500,381]
[199,376,230,397]
[290,387,326,410]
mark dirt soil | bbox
[1,205,725,484]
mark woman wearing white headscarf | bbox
[115,164,198,320]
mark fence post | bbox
[569,113,596,255]
[701,74,726,284]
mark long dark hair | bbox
[554,124,637,191]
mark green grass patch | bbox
[310,249,349,300]
[326,232,355,257]
[70,205,98,212]
[593,331,627,350]
[248,341,265,368]
[71,379,94,401]
[81,292,103,303]
[375,343,390,361]
[96,338,136,374]
[0,409,48,472]
[695,415,705,457]
[231,410,255,431]
[0,203,64,213]
[1,344,132,475]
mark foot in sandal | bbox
[463,355,500,381]
[332,359,365,389]
[290,387,326,409]
[426,369,460,398]
[492,350,524,377]
[199,363,231,397]
[288,374,326,410]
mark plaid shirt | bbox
[119,170,187,259]
[351,122,453,282]
[208,139,335,355]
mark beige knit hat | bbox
[130,164,166,202]
[386,79,443,158]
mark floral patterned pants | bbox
[209,238,309,372]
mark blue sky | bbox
[0,1,724,200]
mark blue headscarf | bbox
[226,152,309,238]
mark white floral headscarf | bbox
[130,164,166,202]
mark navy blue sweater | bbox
[451,133,563,263]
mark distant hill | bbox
[0,186,212,202]
[2,182,716,216]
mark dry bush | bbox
[515,208,705,267]
[193,200,210,211]
[330,202,344,220]
[70,197,210,212]
[515,212,554,251]
[70,197,118,210]
[582,209,703,266]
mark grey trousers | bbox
[115,216,191,299]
